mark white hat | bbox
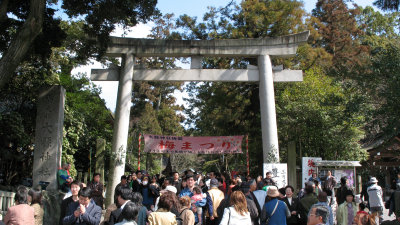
[370,177,378,183]
[164,185,177,193]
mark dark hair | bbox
[121,175,127,180]
[136,170,142,174]
[116,186,131,200]
[285,185,294,193]
[278,188,285,195]
[93,173,101,177]
[185,175,194,181]
[266,172,272,175]
[257,181,265,190]
[78,187,92,198]
[28,188,42,205]
[15,186,28,204]
[317,191,328,202]
[359,201,367,211]
[131,192,143,206]
[340,176,347,185]
[313,179,319,186]
[312,205,329,224]
[120,201,140,221]
[305,184,314,194]
[158,191,179,211]
[193,186,202,194]
[71,180,83,189]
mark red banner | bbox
[143,135,243,154]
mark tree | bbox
[374,0,400,11]
[0,0,158,89]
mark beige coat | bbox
[179,207,195,225]
[148,208,177,225]
[207,187,225,218]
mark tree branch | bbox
[0,0,9,23]
[0,0,45,89]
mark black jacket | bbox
[283,197,299,225]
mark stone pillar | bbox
[288,141,297,190]
[258,55,279,164]
[105,54,134,207]
[33,86,65,191]
[96,138,106,184]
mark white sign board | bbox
[263,163,288,188]
[302,157,322,186]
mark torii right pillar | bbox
[259,55,280,163]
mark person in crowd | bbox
[179,196,195,225]
[61,181,83,224]
[360,176,371,204]
[283,185,299,225]
[227,175,238,196]
[88,173,104,209]
[172,172,181,194]
[130,173,141,193]
[368,177,384,223]
[62,187,102,225]
[313,180,323,197]
[191,187,204,224]
[206,178,225,225]
[58,163,73,192]
[220,191,251,225]
[109,186,132,225]
[154,185,177,211]
[114,175,129,203]
[252,181,267,210]
[389,182,400,218]
[336,176,352,206]
[136,171,143,184]
[219,174,228,195]
[336,190,357,225]
[309,192,333,225]
[278,188,286,200]
[131,192,148,225]
[114,201,140,225]
[298,183,318,225]
[148,191,179,225]
[241,181,259,224]
[263,172,276,186]
[3,186,34,225]
[260,186,290,225]
[141,176,158,210]
[180,175,197,197]
[309,172,321,183]
[249,179,263,222]
[28,187,44,225]
[307,204,329,225]
[353,201,370,225]
[323,171,336,206]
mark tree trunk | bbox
[0,0,45,89]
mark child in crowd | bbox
[191,186,205,225]
[353,201,370,225]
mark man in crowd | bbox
[368,177,384,223]
[108,186,132,225]
[309,172,321,183]
[264,171,276,186]
[88,173,103,209]
[63,187,102,225]
[114,175,128,204]
[60,181,82,224]
[307,204,329,225]
[310,192,333,225]
[179,175,196,197]
[299,183,318,225]
[172,171,181,194]
[206,178,225,225]
[322,171,336,205]
[336,176,352,205]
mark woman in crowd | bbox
[60,181,82,224]
[28,188,44,225]
[148,191,179,225]
[260,186,290,225]
[283,185,299,225]
[179,196,195,225]
[115,201,140,225]
[219,190,251,225]
[3,186,34,225]
[336,190,357,225]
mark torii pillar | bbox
[92,31,310,206]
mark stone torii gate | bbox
[91,31,309,205]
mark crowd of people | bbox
[3,166,400,225]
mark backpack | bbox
[176,208,189,225]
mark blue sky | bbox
[76,0,379,112]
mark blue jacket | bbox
[260,198,290,225]
[63,200,101,225]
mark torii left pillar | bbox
[104,54,134,207]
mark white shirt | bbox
[287,197,292,206]
[219,206,251,225]
[120,200,130,210]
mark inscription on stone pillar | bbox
[33,86,65,191]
